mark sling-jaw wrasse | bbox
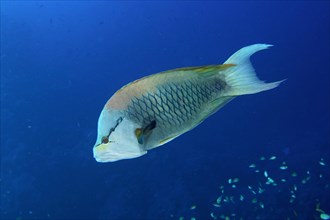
[93,44,283,162]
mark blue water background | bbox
[1,1,329,219]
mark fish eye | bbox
[101,136,109,144]
[101,117,123,144]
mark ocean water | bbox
[1,1,329,220]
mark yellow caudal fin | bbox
[221,44,285,96]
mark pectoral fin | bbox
[135,128,143,145]
[135,120,156,145]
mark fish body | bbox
[93,44,283,162]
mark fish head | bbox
[93,108,147,162]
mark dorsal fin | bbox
[161,64,236,77]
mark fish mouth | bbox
[93,142,147,163]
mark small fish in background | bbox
[93,44,284,162]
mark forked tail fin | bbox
[221,44,284,96]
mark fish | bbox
[93,44,284,162]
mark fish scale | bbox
[125,78,222,130]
